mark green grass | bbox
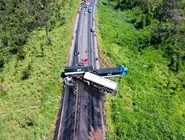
[0,0,80,139]
[96,1,185,139]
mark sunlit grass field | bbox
[0,0,80,139]
[96,0,185,139]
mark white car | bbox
[91,27,95,32]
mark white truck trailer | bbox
[83,72,118,93]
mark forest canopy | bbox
[108,0,185,72]
[97,0,185,139]
[0,0,78,139]
[0,0,69,68]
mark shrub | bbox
[21,69,30,80]
[0,58,4,68]
[21,64,32,80]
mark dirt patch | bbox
[95,108,105,112]
[88,125,103,140]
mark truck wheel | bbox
[85,80,90,85]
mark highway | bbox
[54,0,106,139]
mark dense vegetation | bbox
[0,0,79,139]
[96,0,185,139]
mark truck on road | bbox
[83,72,118,93]
[61,65,128,94]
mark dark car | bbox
[74,52,79,56]
[88,7,92,13]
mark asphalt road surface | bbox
[54,0,106,139]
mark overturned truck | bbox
[84,72,118,93]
